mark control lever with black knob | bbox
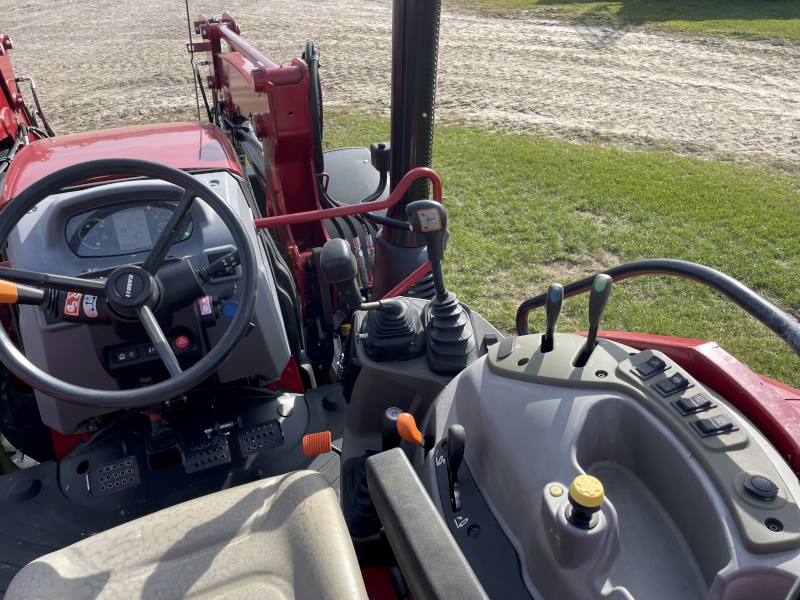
[542,282,564,353]
[404,199,449,297]
[447,424,466,512]
[575,274,612,367]
[320,239,365,310]
[405,201,477,374]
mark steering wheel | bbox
[0,158,258,409]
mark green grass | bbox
[447,0,800,42]
[324,108,800,388]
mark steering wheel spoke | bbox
[141,189,196,276]
[0,266,106,296]
[136,305,182,377]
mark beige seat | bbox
[6,470,368,600]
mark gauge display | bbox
[66,201,193,258]
[77,218,114,251]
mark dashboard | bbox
[6,171,291,435]
[65,201,194,258]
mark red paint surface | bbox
[253,167,443,230]
[599,331,800,476]
[361,566,414,600]
[269,356,305,394]
[51,429,90,461]
[0,122,243,206]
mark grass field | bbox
[447,0,800,42]
[324,109,800,388]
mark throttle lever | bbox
[575,274,612,367]
[542,282,563,353]
[446,424,466,512]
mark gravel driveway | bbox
[3,0,799,162]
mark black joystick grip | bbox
[320,239,363,310]
[405,200,448,264]
[542,283,564,352]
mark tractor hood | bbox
[0,122,243,208]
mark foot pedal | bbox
[90,456,140,496]
[238,419,285,456]
[183,435,231,473]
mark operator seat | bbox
[6,471,368,600]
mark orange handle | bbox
[0,280,18,304]
[302,431,332,456]
[397,413,423,446]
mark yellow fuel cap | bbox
[569,475,604,508]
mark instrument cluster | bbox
[65,201,193,258]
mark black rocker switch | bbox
[633,355,668,379]
[447,424,466,513]
[576,274,612,367]
[405,200,449,297]
[653,372,691,397]
[542,283,564,353]
[320,239,363,310]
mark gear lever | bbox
[447,424,466,512]
[541,283,564,353]
[575,274,612,367]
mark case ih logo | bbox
[125,274,135,298]
[64,292,82,317]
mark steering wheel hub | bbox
[107,265,156,310]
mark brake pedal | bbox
[90,456,141,496]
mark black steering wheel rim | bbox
[0,158,258,409]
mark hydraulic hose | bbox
[515,258,800,358]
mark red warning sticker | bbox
[64,292,82,317]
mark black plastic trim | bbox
[366,449,489,600]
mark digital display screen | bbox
[112,209,153,251]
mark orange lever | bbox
[396,413,423,446]
[302,431,332,456]
[0,280,18,304]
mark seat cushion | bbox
[6,470,368,600]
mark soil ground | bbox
[3,0,799,164]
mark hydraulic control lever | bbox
[446,424,466,513]
[541,282,564,353]
[404,199,448,297]
[575,274,612,367]
[320,239,364,310]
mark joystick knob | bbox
[542,283,564,353]
[568,474,604,529]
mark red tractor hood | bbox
[0,122,243,208]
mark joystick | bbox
[542,283,564,353]
[405,200,477,374]
[320,239,425,361]
[575,274,612,367]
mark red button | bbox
[174,335,190,350]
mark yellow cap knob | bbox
[569,475,604,508]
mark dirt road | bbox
[4,0,800,162]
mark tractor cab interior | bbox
[1,7,800,600]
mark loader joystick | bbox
[406,201,477,375]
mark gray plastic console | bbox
[417,333,800,600]
[6,171,290,433]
